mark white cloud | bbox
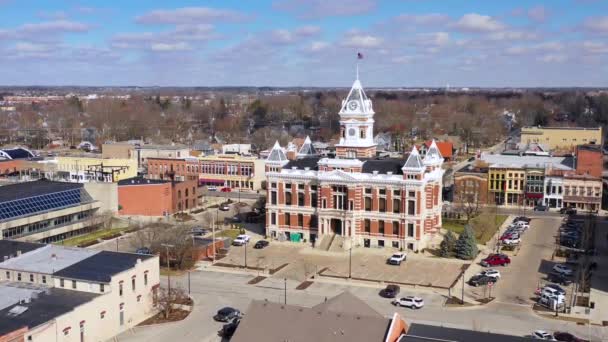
[294,25,321,36]
[506,46,528,55]
[395,13,449,26]
[136,7,246,24]
[582,16,608,33]
[537,54,567,63]
[19,20,90,34]
[527,6,548,23]
[308,41,329,52]
[14,42,53,53]
[150,42,191,52]
[37,10,68,20]
[273,0,376,19]
[341,34,383,48]
[419,32,449,46]
[535,41,564,52]
[582,41,608,54]
[392,55,414,64]
[453,13,505,32]
[270,29,294,44]
[486,30,538,41]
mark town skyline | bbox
[1,0,608,87]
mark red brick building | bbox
[575,144,603,178]
[264,77,445,251]
[117,177,198,216]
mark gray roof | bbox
[0,282,46,311]
[402,323,534,342]
[0,179,84,203]
[231,300,390,342]
[53,250,155,283]
[0,284,98,336]
[480,153,574,170]
[403,150,423,169]
[311,291,383,318]
[0,241,45,260]
[0,245,99,275]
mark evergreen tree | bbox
[455,225,479,260]
[440,230,457,258]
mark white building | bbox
[0,240,160,342]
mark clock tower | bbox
[335,76,376,158]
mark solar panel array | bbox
[0,188,93,222]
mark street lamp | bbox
[161,243,175,293]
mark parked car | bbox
[191,227,208,236]
[392,296,424,309]
[220,187,232,192]
[214,307,242,322]
[513,216,531,223]
[539,293,565,307]
[533,330,557,340]
[253,240,269,249]
[219,203,231,211]
[480,254,511,267]
[135,247,152,255]
[219,318,240,338]
[559,207,577,215]
[534,205,549,212]
[468,275,497,287]
[231,215,242,223]
[387,252,407,265]
[544,284,566,296]
[547,272,572,286]
[500,232,520,240]
[502,237,521,245]
[514,221,530,229]
[207,186,218,192]
[232,235,251,246]
[553,264,574,276]
[381,284,401,298]
[479,269,501,279]
[539,286,565,299]
[553,332,589,342]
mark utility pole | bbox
[348,247,352,279]
[161,244,175,293]
[461,268,465,305]
[212,217,216,264]
[284,278,287,305]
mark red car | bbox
[220,187,232,192]
[480,254,511,267]
[500,232,519,241]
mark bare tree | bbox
[157,287,189,319]
[453,180,481,223]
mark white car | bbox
[515,221,530,229]
[552,264,573,276]
[207,186,217,191]
[392,296,424,309]
[387,253,407,265]
[540,287,565,300]
[502,237,521,245]
[532,330,557,340]
[479,269,501,279]
[232,235,251,246]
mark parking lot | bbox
[220,241,465,289]
[466,216,578,308]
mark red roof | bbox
[424,141,453,158]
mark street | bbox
[116,267,607,342]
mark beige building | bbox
[521,126,603,151]
[102,142,190,170]
[0,241,160,342]
[198,154,266,190]
[56,156,138,182]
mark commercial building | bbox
[0,180,102,243]
[264,76,444,251]
[102,142,190,170]
[521,126,602,151]
[562,173,602,212]
[232,291,407,342]
[575,144,603,178]
[0,240,159,342]
[117,177,198,216]
[146,154,265,190]
[453,162,489,206]
[55,156,138,183]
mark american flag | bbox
[357,52,363,59]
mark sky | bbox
[0,0,607,87]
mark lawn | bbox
[216,228,241,240]
[60,228,126,247]
[443,214,507,244]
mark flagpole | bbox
[356,61,359,80]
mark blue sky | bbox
[0,0,607,87]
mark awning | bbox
[198,178,225,184]
[525,193,543,199]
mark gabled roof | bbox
[266,141,288,163]
[311,291,382,318]
[339,78,374,115]
[297,136,317,157]
[423,140,444,165]
[403,147,424,170]
[424,140,453,158]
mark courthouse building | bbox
[264,76,444,251]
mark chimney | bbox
[287,150,296,160]
[16,250,21,256]
[51,254,57,261]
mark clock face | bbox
[348,128,356,136]
[348,100,359,111]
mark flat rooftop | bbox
[0,284,98,336]
[480,153,574,170]
[0,240,46,260]
[54,250,156,283]
[118,176,170,186]
[0,282,46,311]
[402,323,534,341]
[0,245,99,274]
[522,126,601,131]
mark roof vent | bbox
[387,171,393,175]
[292,167,297,170]
[7,305,28,317]
[51,254,57,261]
[137,258,142,264]
[16,250,21,256]
[372,171,379,175]
[3,256,8,261]
[304,167,310,171]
